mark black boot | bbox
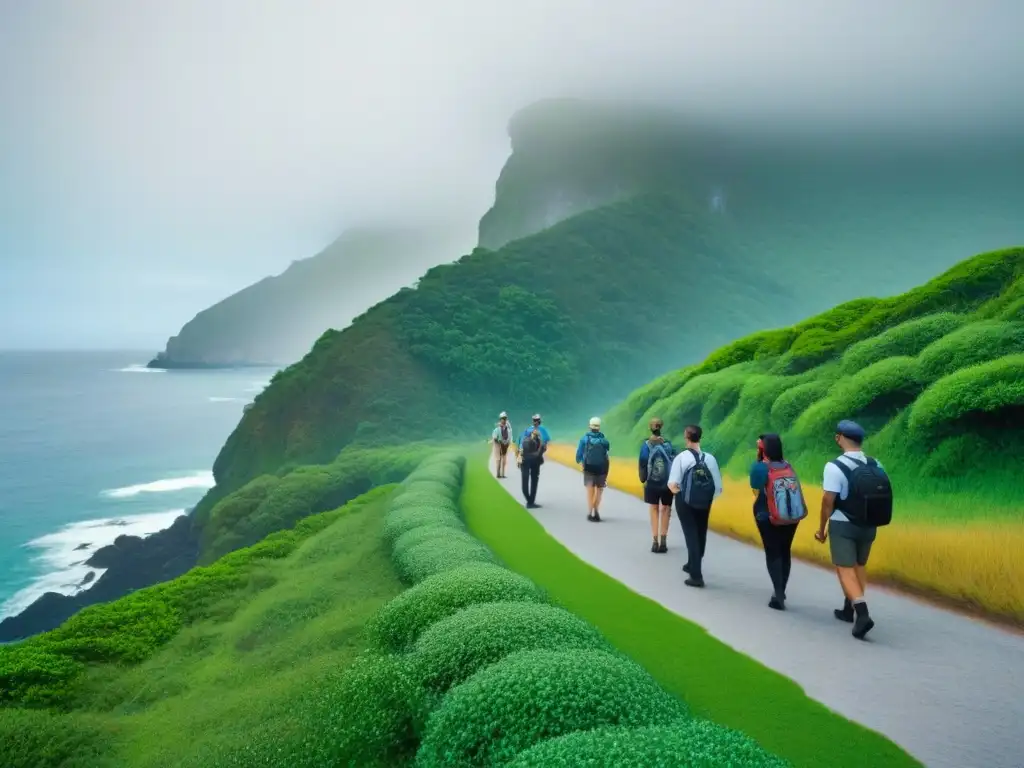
[834,597,854,623]
[651,537,659,553]
[852,601,875,640]
[658,536,667,553]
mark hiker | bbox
[491,412,513,478]
[516,414,550,509]
[667,424,723,588]
[749,433,808,610]
[575,417,611,522]
[814,420,893,640]
[639,417,675,553]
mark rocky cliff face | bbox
[147,224,476,369]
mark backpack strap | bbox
[830,458,855,481]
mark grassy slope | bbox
[0,488,403,768]
[598,246,1024,621]
[461,457,919,768]
[209,191,788,494]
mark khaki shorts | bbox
[829,519,876,567]
[583,472,607,488]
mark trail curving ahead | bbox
[496,460,1024,768]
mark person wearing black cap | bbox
[815,419,892,640]
[515,414,551,509]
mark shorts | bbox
[583,472,607,488]
[643,485,674,507]
[828,519,877,567]
[495,442,510,456]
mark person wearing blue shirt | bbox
[749,433,803,611]
[515,414,550,509]
[575,417,610,522]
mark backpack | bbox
[582,435,610,474]
[646,441,673,489]
[521,431,542,461]
[833,456,893,527]
[764,461,807,525]
[681,449,716,510]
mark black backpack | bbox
[833,457,893,527]
[681,449,716,510]
[521,432,542,461]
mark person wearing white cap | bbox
[575,417,610,522]
[515,414,551,508]
[491,412,513,478]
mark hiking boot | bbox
[526,502,539,509]
[834,607,854,623]
[852,603,874,639]
[657,537,667,554]
[682,563,691,574]
[684,577,705,588]
[651,538,660,553]
[768,596,786,611]
[593,510,602,522]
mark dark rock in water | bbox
[73,543,91,551]
[0,513,200,643]
[79,571,96,586]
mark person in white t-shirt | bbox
[814,419,879,640]
[667,424,723,588]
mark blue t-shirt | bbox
[749,461,770,521]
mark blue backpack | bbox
[646,441,674,489]
[582,435,610,474]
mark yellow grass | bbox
[544,443,1024,625]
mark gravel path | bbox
[498,461,1024,768]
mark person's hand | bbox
[814,529,827,543]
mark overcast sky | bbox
[1,0,1022,349]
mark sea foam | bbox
[102,471,215,499]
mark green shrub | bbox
[908,354,1024,440]
[395,535,498,584]
[0,708,114,768]
[915,321,1024,382]
[393,523,474,557]
[411,602,611,694]
[382,505,465,545]
[390,488,458,510]
[414,648,687,767]
[506,720,788,767]
[769,379,832,426]
[839,312,964,374]
[367,563,546,652]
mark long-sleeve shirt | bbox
[518,425,551,451]
[575,431,609,464]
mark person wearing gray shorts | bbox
[828,520,876,568]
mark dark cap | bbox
[836,420,865,442]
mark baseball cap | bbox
[499,411,507,418]
[836,420,866,442]
[589,417,602,428]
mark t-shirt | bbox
[749,461,769,520]
[822,451,885,523]
[492,423,512,443]
[668,448,724,499]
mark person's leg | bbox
[520,461,531,503]
[695,506,711,567]
[780,523,798,598]
[529,462,541,505]
[658,491,672,552]
[593,477,605,512]
[648,505,660,538]
[676,503,704,585]
[756,519,785,606]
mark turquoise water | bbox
[0,351,279,619]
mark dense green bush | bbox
[769,379,832,427]
[411,602,611,693]
[0,708,114,768]
[395,535,498,584]
[840,312,964,374]
[392,523,475,558]
[367,563,547,652]
[915,321,1024,383]
[0,486,395,710]
[383,504,465,545]
[416,648,687,766]
[506,721,788,767]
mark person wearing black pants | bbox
[674,500,710,579]
[749,433,804,610]
[667,425,723,587]
[520,458,541,507]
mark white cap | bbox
[589,417,602,428]
[532,414,542,421]
[499,411,507,418]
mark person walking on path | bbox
[639,417,675,553]
[516,414,550,509]
[667,424,723,588]
[814,419,894,640]
[749,433,808,610]
[575,417,611,522]
[491,412,513,478]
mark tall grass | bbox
[545,444,1024,625]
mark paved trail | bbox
[498,461,1024,768]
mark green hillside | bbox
[603,246,1024,507]
[207,191,790,493]
[148,225,473,368]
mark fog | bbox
[1,0,1022,349]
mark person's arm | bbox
[710,455,725,498]
[817,463,842,541]
[749,462,767,497]
[575,436,585,465]
[668,454,683,495]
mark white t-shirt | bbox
[822,451,884,522]
[668,447,724,499]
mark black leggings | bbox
[755,518,798,598]
[520,460,540,504]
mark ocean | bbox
[0,351,279,620]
